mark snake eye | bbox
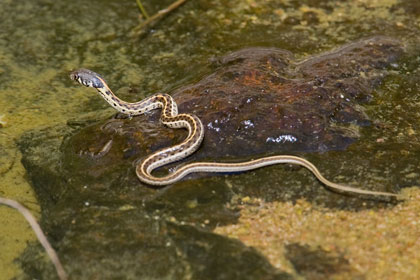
[70,73,79,82]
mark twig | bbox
[135,0,150,19]
[0,197,67,280]
[131,0,188,37]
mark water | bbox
[0,0,420,278]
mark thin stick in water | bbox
[135,0,150,19]
[0,197,67,280]
[131,0,188,37]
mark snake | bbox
[70,68,399,198]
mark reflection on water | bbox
[266,134,298,144]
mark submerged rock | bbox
[18,37,405,279]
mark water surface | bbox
[1,0,420,278]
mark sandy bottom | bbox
[215,188,420,279]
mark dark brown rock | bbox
[66,36,404,179]
[173,36,404,155]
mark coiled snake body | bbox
[70,68,398,197]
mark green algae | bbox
[0,0,420,279]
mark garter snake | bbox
[70,68,398,198]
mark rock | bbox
[63,36,404,181]
[173,36,403,154]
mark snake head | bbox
[70,68,106,89]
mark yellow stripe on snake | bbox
[70,69,399,198]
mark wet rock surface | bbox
[173,36,403,155]
[17,37,406,279]
[18,125,292,279]
[65,37,405,178]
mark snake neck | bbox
[96,85,178,117]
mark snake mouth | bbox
[69,72,78,82]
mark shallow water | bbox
[1,0,420,279]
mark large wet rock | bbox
[63,36,404,181]
[174,36,403,154]
[17,37,405,279]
